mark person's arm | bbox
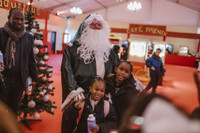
[98,103,118,133]
[111,49,120,72]
[61,45,78,102]
[160,61,165,76]
[28,35,38,84]
[0,31,4,71]
[63,97,84,121]
[63,102,80,122]
[146,57,155,70]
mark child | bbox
[144,48,165,94]
[63,76,118,133]
[106,61,138,123]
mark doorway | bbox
[51,32,56,54]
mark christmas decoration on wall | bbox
[18,0,56,130]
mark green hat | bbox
[70,14,91,43]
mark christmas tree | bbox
[18,2,56,130]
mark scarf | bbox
[3,22,25,69]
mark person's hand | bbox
[74,98,84,109]
[0,62,4,71]
[151,66,155,71]
[90,125,100,133]
[31,82,37,88]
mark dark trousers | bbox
[144,71,159,93]
[0,78,24,115]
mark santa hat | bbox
[61,87,84,112]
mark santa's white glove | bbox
[61,87,84,112]
[74,92,85,101]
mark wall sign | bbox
[0,0,49,19]
[127,24,167,36]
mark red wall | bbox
[165,54,198,67]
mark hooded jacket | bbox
[63,94,118,133]
[106,74,138,122]
[146,53,165,75]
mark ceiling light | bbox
[27,1,31,5]
[127,1,142,11]
[70,7,83,15]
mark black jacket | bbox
[0,28,37,88]
[61,41,119,102]
[106,74,138,122]
[63,95,118,133]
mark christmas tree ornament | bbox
[33,47,39,54]
[43,94,50,101]
[26,90,32,95]
[51,108,54,112]
[31,28,37,33]
[47,68,53,72]
[34,40,43,46]
[42,76,47,81]
[28,100,36,108]
[43,90,47,93]
[48,85,53,90]
[39,91,44,96]
[43,55,49,61]
[47,73,52,78]
[40,61,45,65]
[33,112,40,119]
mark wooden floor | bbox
[21,54,199,133]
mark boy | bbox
[144,48,165,93]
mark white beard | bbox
[77,26,111,64]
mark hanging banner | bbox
[0,0,49,19]
[127,24,167,36]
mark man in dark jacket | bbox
[0,8,37,115]
[144,48,165,94]
[61,13,119,132]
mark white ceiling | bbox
[16,0,200,26]
[16,0,200,16]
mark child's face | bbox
[115,62,131,83]
[155,50,161,56]
[89,81,105,101]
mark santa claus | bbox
[61,13,119,133]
